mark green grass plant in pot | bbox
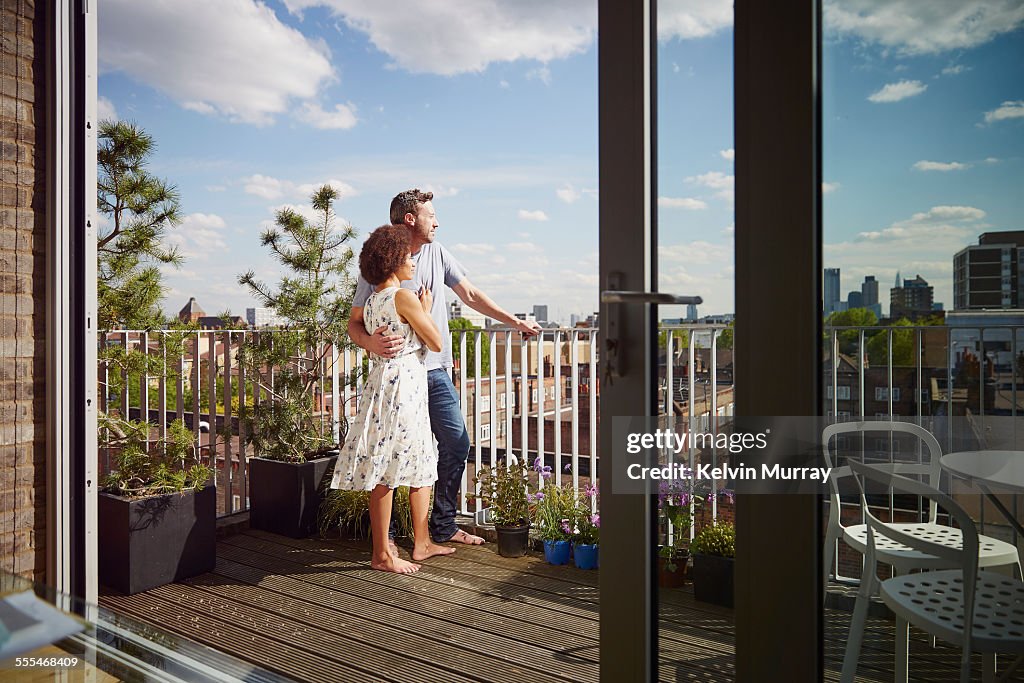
[690,521,736,607]
[473,459,531,557]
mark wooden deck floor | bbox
[98,530,1021,682]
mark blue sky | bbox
[97,0,1023,324]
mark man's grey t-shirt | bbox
[353,242,467,371]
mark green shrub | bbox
[690,522,736,558]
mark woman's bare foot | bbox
[412,541,457,561]
[371,553,420,574]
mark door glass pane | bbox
[656,1,737,677]
[823,2,1024,679]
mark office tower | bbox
[847,291,863,309]
[823,268,840,316]
[890,274,934,320]
[953,231,1024,310]
[532,305,548,324]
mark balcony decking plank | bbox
[98,530,1020,683]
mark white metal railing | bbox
[98,323,748,521]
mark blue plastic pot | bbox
[543,539,572,565]
[573,543,599,570]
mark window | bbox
[499,393,506,408]
[874,387,900,402]
[479,424,490,442]
[480,395,490,413]
[531,388,538,403]
[918,389,929,403]
[826,385,850,400]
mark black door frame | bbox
[598,1,823,679]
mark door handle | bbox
[601,278,703,380]
[601,291,702,305]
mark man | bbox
[348,189,541,546]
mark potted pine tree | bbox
[98,416,215,595]
[237,184,357,538]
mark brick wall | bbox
[0,0,46,581]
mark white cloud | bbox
[97,96,118,121]
[941,64,970,76]
[284,0,596,75]
[856,205,986,241]
[822,181,840,194]
[517,209,549,222]
[206,185,227,193]
[657,0,733,40]
[556,184,581,204]
[867,80,927,103]
[244,174,287,200]
[506,242,542,252]
[824,0,1024,56]
[983,100,1024,124]
[499,80,510,89]
[527,65,553,86]
[985,157,1000,164]
[452,243,496,255]
[165,213,228,260]
[686,171,734,202]
[295,102,358,130]
[913,160,969,172]
[99,0,334,125]
[719,148,735,161]
[658,197,708,210]
[245,174,358,201]
[422,184,460,198]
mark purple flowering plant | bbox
[573,483,600,545]
[658,481,701,566]
[531,457,576,541]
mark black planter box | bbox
[249,453,338,538]
[98,484,216,595]
[692,554,735,607]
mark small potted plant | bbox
[690,521,736,607]
[530,458,576,565]
[657,481,700,587]
[98,415,215,595]
[237,184,356,538]
[474,459,531,557]
[571,484,600,570]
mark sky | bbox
[97,0,1023,325]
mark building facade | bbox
[823,267,840,315]
[890,274,934,320]
[953,230,1024,310]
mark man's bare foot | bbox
[412,541,457,561]
[371,554,420,574]
[445,529,485,545]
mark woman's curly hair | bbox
[359,224,410,284]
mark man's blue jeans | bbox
[390,368,470,542]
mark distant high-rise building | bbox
[686,303,698,321]
[450,300,486,328]
[823,268,841,316]
[570,313,581,327]
[861,275,881,318]
[532,305,548,324]
[953,231,1024,310]
[890,274,934,320]
[246,307,286,328]
[847,291,863,309]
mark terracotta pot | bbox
[658,554,688,588]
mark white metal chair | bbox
[843,460,1024,683]
[822,421,1021,593]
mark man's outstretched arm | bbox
[451,279,542,336]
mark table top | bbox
[941,450,1024,493]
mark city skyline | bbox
[97,1,1024,322]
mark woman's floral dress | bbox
[330,287,437,491]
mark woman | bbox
[331,224,455,573]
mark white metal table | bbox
[941,450,1024,539]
